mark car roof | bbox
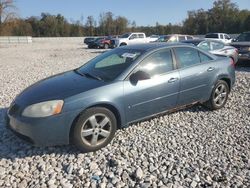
[120,42,193,51]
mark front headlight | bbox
[22,100,64,118]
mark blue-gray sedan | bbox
[6,43,235,152]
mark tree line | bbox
[0,0,249,37]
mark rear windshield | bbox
[205,34,218,38]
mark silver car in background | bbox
[183,39,239,64]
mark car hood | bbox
[15,70,106,106]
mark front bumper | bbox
[5,109,80,146]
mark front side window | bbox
[130,34,137,40]
[175,47,200,68]
[137,49,173,77]
[225,34,231,39]
[77,48,144,81]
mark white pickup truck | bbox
[205,33,233,44]
[111,32,154,48]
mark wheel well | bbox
[69,104,122,143]
[220,78,231,91]
[120,43,127,46]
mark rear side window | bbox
[175,47,200,68]
[199,52,213,62]
[138,49,173,77]
[187,36,193,39]
[198,41,211,51]
[205,33,218,38]
[219,34,223,39]
[210,41,224,50]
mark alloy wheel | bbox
[213,83,228,107]
[80,113,111,146]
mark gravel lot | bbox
[0,39,250,188]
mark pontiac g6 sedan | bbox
[6,43,235,152]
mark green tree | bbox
[85,16,95,36]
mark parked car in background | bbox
[110,32,148,48]
[87,37,105,49]
[84,37,96,45]
[205,33,232,44]
[156,34,194,42]
[93,36,113,49]
[147,35,160,42]
[6,43,235,152]
[231,31,250,61]
[183,39,238,63]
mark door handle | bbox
[207,67,215,72]
[168,77,179,83]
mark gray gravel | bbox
[0,39,250,187]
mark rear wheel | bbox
[73,107,117,152]
[205,80,229,110]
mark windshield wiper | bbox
[74,69,102,81]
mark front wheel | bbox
[205,80,229,110]
[73,107,117,152]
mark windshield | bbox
[236,33,250,42]
[77,48,144,81]
[119,33,130,38]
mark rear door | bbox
[173,47,215,106]
[123,48,180,122]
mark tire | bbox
[104,43,109,49]
[205,80,229,110]
[73,107,117,152]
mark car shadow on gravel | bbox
[0,107,85,160]
[236,60,250,70]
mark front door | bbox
[123,48,180,123]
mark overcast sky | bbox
[16,0,250,26]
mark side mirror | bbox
[129,70,150,84]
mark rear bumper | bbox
[5,110,80,146]
[238,52,250,61]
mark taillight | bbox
[230,58,235,68]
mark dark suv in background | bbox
[231,31,250,61]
